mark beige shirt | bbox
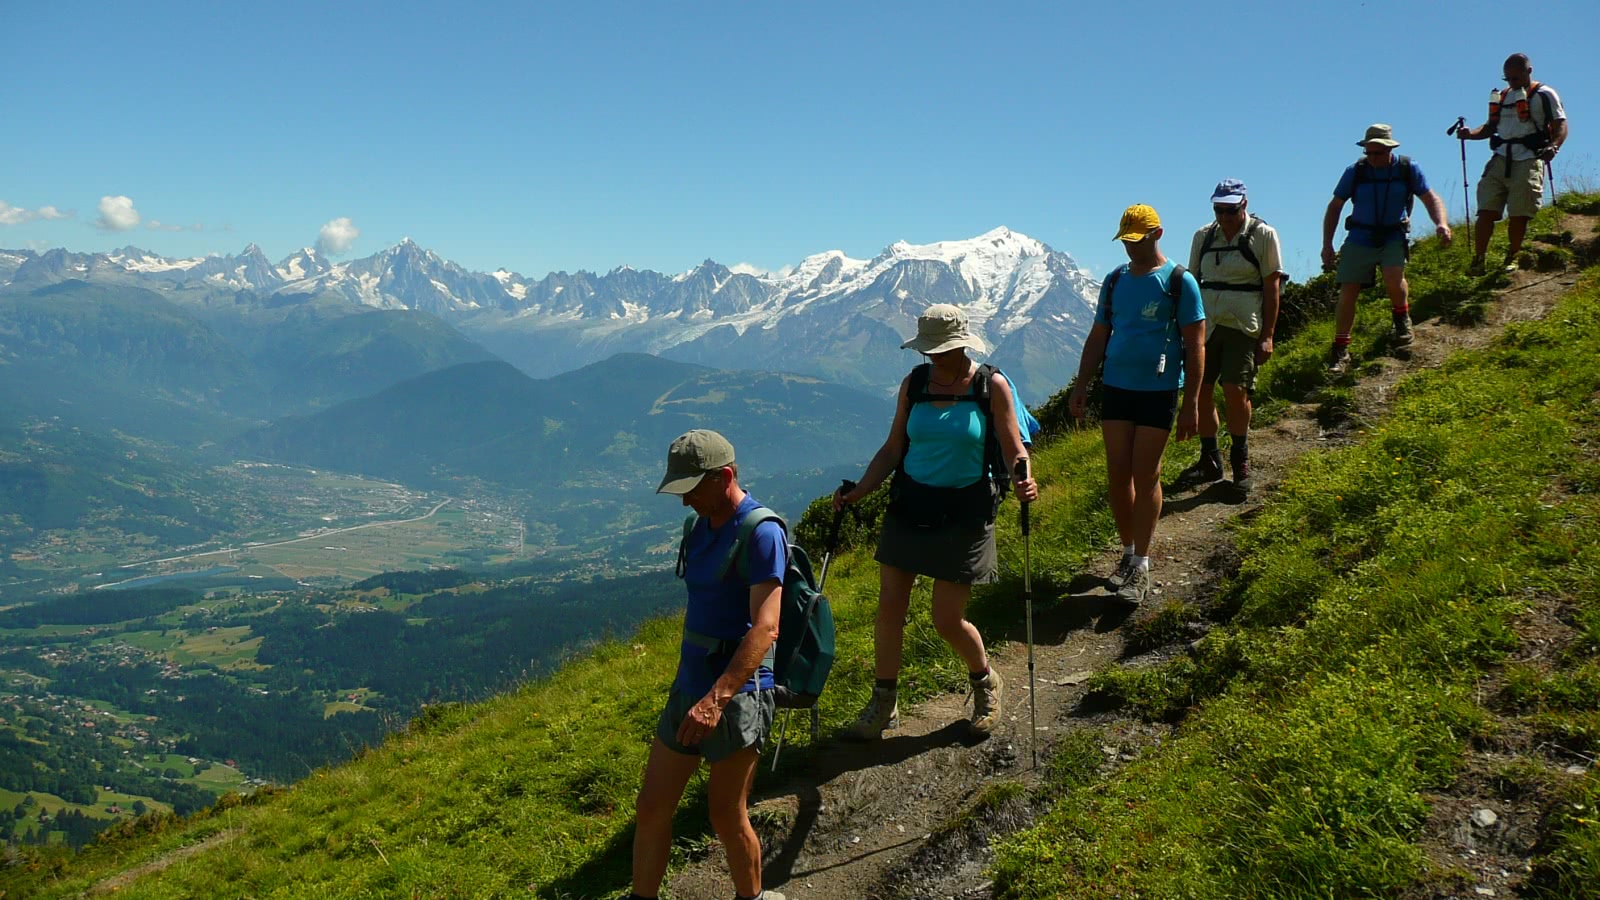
[1188,217,1285,337]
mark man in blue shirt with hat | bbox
[628,429,787,900]
[1320,123,1453,374]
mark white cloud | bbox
[728,262,794,279]
[316,217,360,255]
[96,195,141,231]
[146,220,184,232]
[0,201,71,226]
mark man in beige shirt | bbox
[1178,179,1284,494]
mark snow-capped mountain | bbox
[0,227,1101,402]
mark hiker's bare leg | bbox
[1130,425,1170,556]
[874,563,917,680]
[632,738,700,897]
[1199,382,1221,439]
[1380,265,1408,314]
[930,579,986,673]
[1334,282,1362,337]
[1102,419,1137,547]
[1507,215,1531,259]
[1221,382,1251,436]
[1474,211,1500,259]
[707,747,763,898]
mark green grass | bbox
[990,207,1600,898]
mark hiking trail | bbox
[667,211,1596,900]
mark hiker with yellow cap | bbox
[1320,123,1453,374]
[629,429,787,900]
[834,303,1037,741]
[1067,205,1206,605]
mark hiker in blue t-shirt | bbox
[1320,123,1453,374]
[1068,204,1205,606]
[629,429,787,900]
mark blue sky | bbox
[4,0,1594,282]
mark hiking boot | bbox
[1391,312,1413,347]
[1467,256,1487,277]
[1116,564,1151,607]
[969,669,1003,735]
[1231,457,1253,495]
[1177,450,1225,486]
[843,685,898,740]
[1107,552,1135,589]
[1326,345,1351,375]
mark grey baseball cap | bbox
[656,429,735,494]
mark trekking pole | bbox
[770,479,855,772]
[1547,159,1558,204]
[1447,116,1472,221]
[1015,459,1036,770]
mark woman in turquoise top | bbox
[833,304,1037,741]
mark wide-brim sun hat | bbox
[656,429,735,494]
[1358,123,1400,148]
[900,303,988,355]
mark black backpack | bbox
[1100,262,1189,324]
[1347,155,1418,240]
[905,362,1011,495]
[1196,216,1265,292]
[676,509,836,711]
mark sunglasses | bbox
[1213,204,1242,215]
[1364,146,1391,156]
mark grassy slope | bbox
[7,201,1598,897]
[991,199,1600,897]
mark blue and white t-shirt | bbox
[1094,261,1205,392]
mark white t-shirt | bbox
[1493,84,1566,162]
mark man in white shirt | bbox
[1460,53,1568,275]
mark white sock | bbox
[1134,556,1150,571]
[1122,544,1135,558]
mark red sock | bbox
[1334,333,1352,348]
[1392,304,1409,317]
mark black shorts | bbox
[1101,385,1179,431]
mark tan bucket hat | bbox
[899,304,988,355]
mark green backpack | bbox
[677,508,836,710]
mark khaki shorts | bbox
[1477,155,1544,219]
[656,687,774,762]
[1202,323,1258,389]
[1336,239,1408,286]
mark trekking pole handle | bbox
[829,480,857,553]
[1446,115,1467,137]
[1014,460,1030,536]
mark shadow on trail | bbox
[759,721,979,886]
[1161,479,1245,516]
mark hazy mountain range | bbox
[1,228,1100,402]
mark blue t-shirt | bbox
[1334,158,1430,248]
[904,398,985,488]
[676,494,785,697]
[1094,261,1205,392]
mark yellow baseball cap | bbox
[1113,204,1162,243]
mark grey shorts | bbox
[655,687,775,763]
[874,508,997,584]
[1336,239,1407,285]
[1203,323,1259,390]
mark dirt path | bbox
[669,218,1594,900]
[82,829,237,896]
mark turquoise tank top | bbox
[903,398,985,488]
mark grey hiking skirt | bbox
[874,509,998,584]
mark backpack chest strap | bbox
[683,628,777,669]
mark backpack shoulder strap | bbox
[675,514,698,579]
[1102,264,1126,322]
[1166,264,1188,321]
[716,507,787,583]
[907,363,932,405]
[1240,216,1262,268]
[1531,82,1555,127]
[1197,222,1219,279]
[973,363,1005,481]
